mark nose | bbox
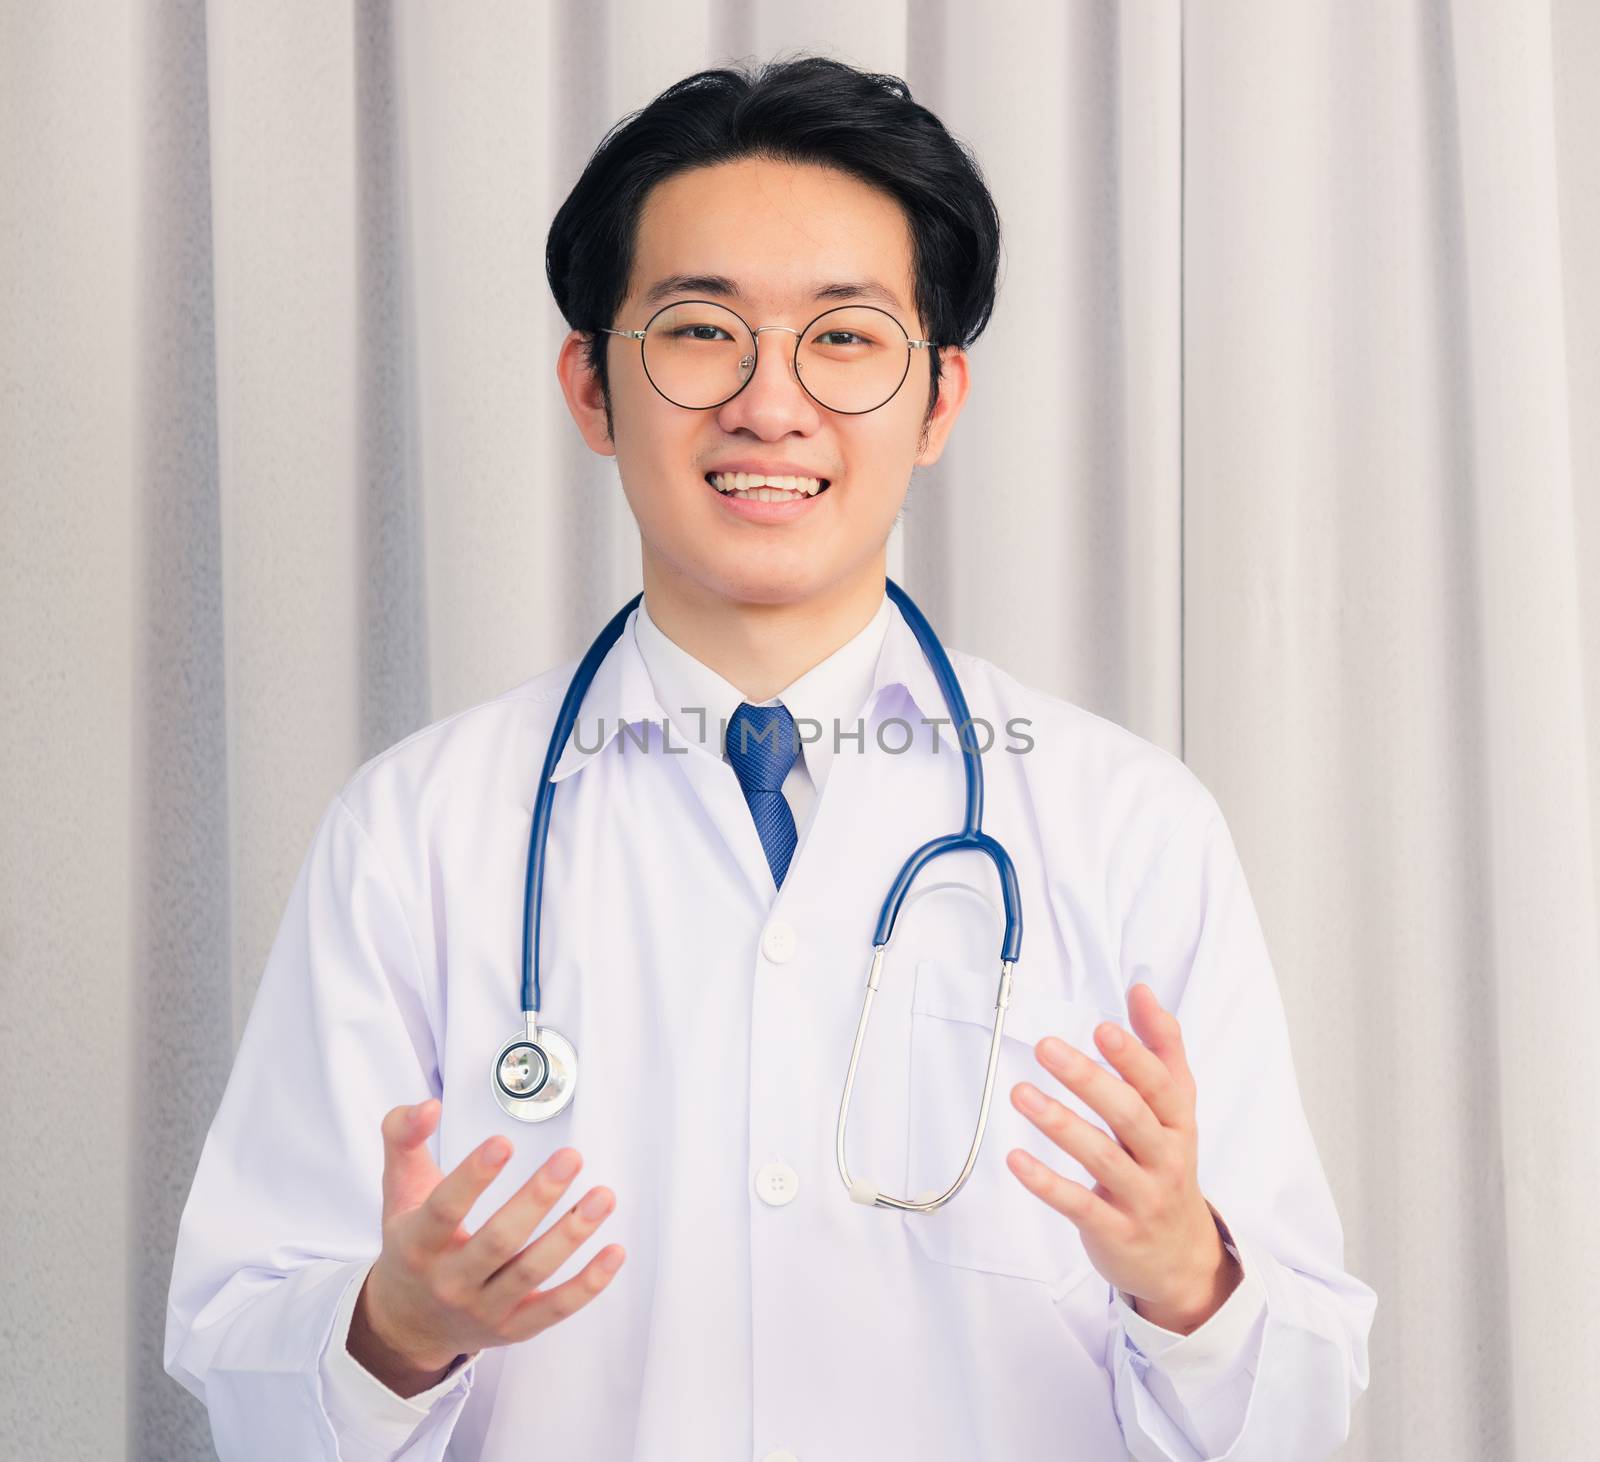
[716,325,820,431]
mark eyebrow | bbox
[639,273,906,313]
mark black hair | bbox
[545,51,1003,444]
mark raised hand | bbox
[350,1098,626,1396]
[1005,982,1240,1334]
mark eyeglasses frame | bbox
[597,299,934,416]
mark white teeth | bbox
[708,472,826,499]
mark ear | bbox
[913,345,971,469]
[556,329,617,454]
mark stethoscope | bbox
[491,577,1023,1213]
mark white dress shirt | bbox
[631,588,898,839]
[166,591,1376,1460]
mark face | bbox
[557,156,971,610]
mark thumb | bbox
[381,1099,445,1218]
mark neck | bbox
[640,553,887,704]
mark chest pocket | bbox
[902,957,1125,1293]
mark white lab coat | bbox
[165,594,1376,1461]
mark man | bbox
[166,55,1375,1461]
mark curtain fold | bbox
[1,2,1594,1457]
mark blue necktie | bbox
[726,701,800,889]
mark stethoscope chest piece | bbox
[492,1023,578,1122]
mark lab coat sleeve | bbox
[163,791,479,1460]
[1104,785,1377,1462]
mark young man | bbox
[166,56,1375,1461]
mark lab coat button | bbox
[754,1162,799,1206]
[760,919,797,964]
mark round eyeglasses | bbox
[598,300,933,415]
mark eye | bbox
[672,324,733,342]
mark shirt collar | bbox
[548,589,964,784]
[630,595,758,765]
[771,595,891,792]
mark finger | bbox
[1091,1019,1192,1129]
[1006,1149,1120,1236]
[448,1148,585,1289]
[1129,983,1195,1088]
[380,1100,446,1217]
[477,1181,617,1322]
[1034,1037,1165,1165]
[409,1133,515,1252]
[1010,1082,1150,1201]
[498,1244,627,1344]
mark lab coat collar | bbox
[867,599,968,757]
[546,605,668,783]
[545,592,965,786]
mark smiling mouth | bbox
[705,472,832,500]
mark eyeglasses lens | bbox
[641,302,911,413]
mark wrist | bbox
[347,1274,463,1398]
[1131,1205,1243,1335]
[1134,1241,1242,1334]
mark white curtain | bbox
[3,2,1596,1457]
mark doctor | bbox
[165,55,1375,1462]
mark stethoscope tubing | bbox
[518,578,1022,1014]
[520,591,643,1015]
